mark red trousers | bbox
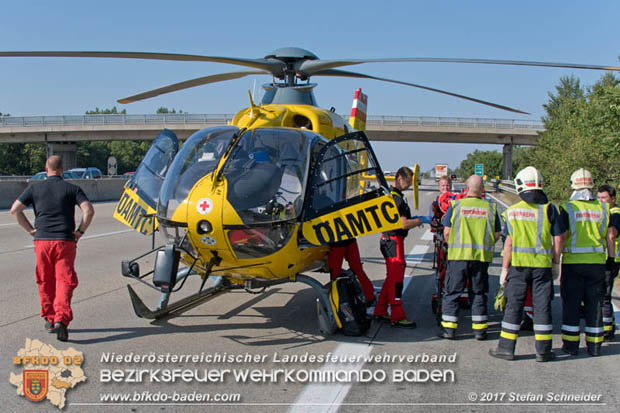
[375,235,407,321]
[328,241,375,302]
[34,240,78,326]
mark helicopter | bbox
[2,47,619,335]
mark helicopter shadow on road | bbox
[361,253,435,267]
[66,279,379,349]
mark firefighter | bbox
[374,166,422,327]
[489,167,563,362]
[559,168,614,356]
[438,174,501,340]
[596,184,620,340]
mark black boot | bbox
[536,351,555,362]
[44,319,55,333]
[474,331,487,341]
[489,348,515,361]
[55,322,68,342]
[561,344,578,356]
[437,327,455,339]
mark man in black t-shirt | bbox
[374,166,422,328]
[10,156,94,341]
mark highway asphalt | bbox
[1,179,619,412]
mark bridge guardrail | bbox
[0,114,544,130]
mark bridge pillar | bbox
[502,138,513,180]
[47,142,77,170]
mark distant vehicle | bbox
[68,167,103,179]
[435,163,449,182]
[28,171,77,182]
[121,171,135,178]
[28,172,47,181]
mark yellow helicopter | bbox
[2,47,619,334]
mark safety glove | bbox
[494,287,507,312]
[606,256,615,272]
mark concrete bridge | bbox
[0,114,543,178]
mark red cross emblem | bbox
[196,198,213,215]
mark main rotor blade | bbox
[0,51,284,74]
[118,70,271,104]
[300,57,620,75]
[314,69,529,114]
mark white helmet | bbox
[514,166,543,194]
[570,168,593,190]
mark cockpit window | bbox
[304,131,388,220]
[223,128,312,224]
[158,126,239,221]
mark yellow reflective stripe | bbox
[441,321,458,329]
[562,334,580,342]
[329,284,342,329]
[604,325,613,332]
[586,336,604,343]
[535,334,553,341]
[500,331,518,340]
[472,323,488,330]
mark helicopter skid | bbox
[127,281,241,320]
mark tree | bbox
[455,150,503,179]
[85,106,126,115]
[156,107,183,114]
[529,73,620,201]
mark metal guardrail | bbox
[0,114,544,130]
[498,179,517,194]
[0,114,236,127]
[0,175,128,181]
[365,116,543,130]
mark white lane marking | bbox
[406,245,430,265]
[404,244,431,297]
[0,223,18,227]
[289,342,373,413]
[80,229,134,240]
[487,193,509,209]
[323,244,433,406]
[421,229,433,241]
[11,229,136,251]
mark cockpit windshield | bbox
[223,128,312,224]
[158,126,239,221]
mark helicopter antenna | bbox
[248,90,256,118]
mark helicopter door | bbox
[113,129,179,235]
[301,131,402,245]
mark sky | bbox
[1,1,619,172]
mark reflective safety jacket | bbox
[505,201,552,268]
[612,206,620,263]
[560,200,609,264]
[447,197,497,262]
